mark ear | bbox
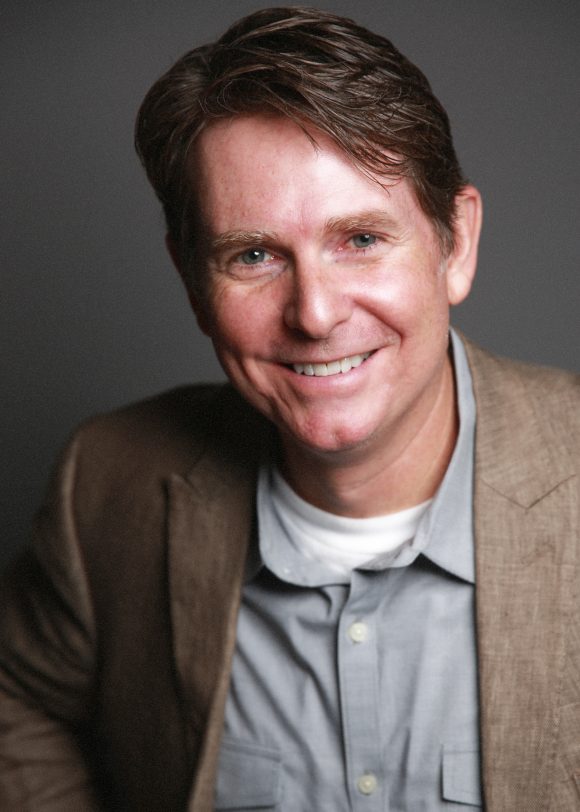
[165,233,213,336]
[445,185,483,306]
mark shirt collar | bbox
[413,328,476,584]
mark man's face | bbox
[189,115,473,461]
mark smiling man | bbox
[190,114,478,519]
[1,7,579,812]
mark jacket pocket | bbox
[559,701,580,798]
[215,736,282,810]
[441,745,482,807]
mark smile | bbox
[291,351,373,377]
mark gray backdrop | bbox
[2,0,579,569]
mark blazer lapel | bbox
[466,341,578,810]
[166,388,273,810]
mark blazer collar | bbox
[464,337,578,810]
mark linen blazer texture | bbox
[0,338,579,811]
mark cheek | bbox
[362,264,447,335]
[207,288,276,360]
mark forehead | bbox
[191,115,434,242]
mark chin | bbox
[283,415,379,458]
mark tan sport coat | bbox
[1,338,579,811]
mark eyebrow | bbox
[209,230,280,253]
[207,209,400,254]
[324,209,400,234]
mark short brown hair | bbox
[135,6,466,291]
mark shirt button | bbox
[348,621,368,643]
[357,773,378,795]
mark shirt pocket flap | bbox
[442,746,482,807]
[215,737,282,810]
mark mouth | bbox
[289,351,373,377]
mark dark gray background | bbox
[2,1,579,569]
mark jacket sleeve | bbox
[0,435,102,810]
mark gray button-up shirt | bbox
[216,331,481,811]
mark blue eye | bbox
[240,248,270,265]
[352,234,377,249]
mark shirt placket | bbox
[337,570,385,811]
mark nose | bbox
[283,260,354,339]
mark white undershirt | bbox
[267,466,432,577]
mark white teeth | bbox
[292,351,371,377]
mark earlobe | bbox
[165,232,212,336]
[447,269,473,306]
[446,185,483,306]
[190,294,213,337]
[165,233,182,275]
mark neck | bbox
[279,356,458,518]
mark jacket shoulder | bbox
[72,381,273,473]
[461,337,579,507]
[463,338,580,436]
[71,384,226,474]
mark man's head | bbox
[135,7,481,468]
[136,6,466,296]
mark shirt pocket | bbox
[441,745,482,807]
[215,736,282,810]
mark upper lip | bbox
[283,349,376,366]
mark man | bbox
[1,6,578,810]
